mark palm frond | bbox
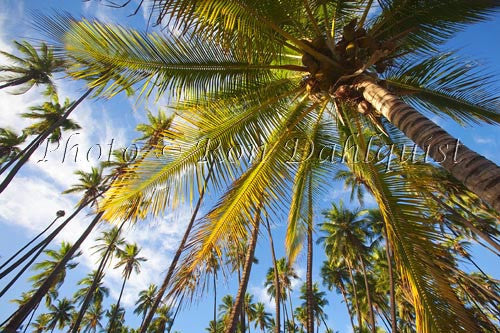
[384,52,500,125]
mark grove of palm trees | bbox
[0,1,499,332]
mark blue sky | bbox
[0,1,499,332]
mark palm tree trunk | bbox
[3,211,103,333]
[354,78,500,212]
[108,277,127,333]
[347,263,363,331]
[359,256,376,333]
[0,200,89,281]
[288,289,296,331]
[138,166,212,333]
[0,213,63,271]
[339,284,356,333]
[213,271,217,327]
[0,88,93,195]
[23,303,39,333]
[264,219,280,333]
[306,179,314,333]
[383,228,397,333]
[224,211,262,333]
[71,221,126,333]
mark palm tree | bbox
[253,303,271,332]
[25,242,81,308]
[134,284,158,326]
[149,305,173,333]
[73,271,110,306]
[243,293,257,333]
[135,109,174,154]
[30,313,51,333]
[298,283,329,333]
[104,304,125,333]
[263,219,281,333]
[320,260,356,333]
[218,295,236,330]
[0,128,26,167]
[206,251,220,328]
[81,302,104,333]
[318,201,376,332]
[46,298,75,333]
[107,243,147,333]
[70,225,126,333]
[0,89,83,194]
[0,41,64,92]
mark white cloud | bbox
[473,136,494,145]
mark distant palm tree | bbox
[319,202,376,333]
[150,305,173,333]
[134,284,158,326]
[243,293,257,333]
[73,271,110,306]
[0,41,64,92]
[81,302,104,333]
[104,304,125,333]
[135,109,174,153]
[218,295,236,326]
[298,283,329,332]
[70,225,126,333]
[0,90,82,194]
[46,298,75,333]
[0,128,26,168]
[29,242,81,306]
[108,243,147,332]
[30,313,51,333]
[252,303,271,332]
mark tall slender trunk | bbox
[224,211,262,333]
[22,303,39,333]
[138,167,212,333]
[288,289,296,331]
[264,219,280,333]
[355,78,500,212]
[339,284,356,333]
[213,271,217,327]
[306,179,314,333]
[383,228,397,333]
[3,211,102,332]
[347,263,363,331]
[0,200,90,281]
[0,88,92,195]
[359,256,376,333]
[71,221,126,333]
[108,277,127,333]
[0,212,63,271]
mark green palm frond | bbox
[167,99,319,302]
[384,52,500,125]
[37,15,297,100]
[101,81,301,221]
[368,0,500,53]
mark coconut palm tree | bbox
[263,219,281,333]
[0,128,26,168]
[149,305,173,333]
[135,109,174,155]
[70,225,126,333]
[81,302,105,333]
[320,260,356,333]
[30,313,51,333]
[318,201,376,332]
[252,303,271,332]
[46,298,75,333]
[134,284,158,326]
[0,41,64,92]
[206,251,220,327]
[298,283,329,333]
[0,90,82,194]
[73,271,110,306]
[218,295,237,330]
[107,243,147,333]
[28,242,81,306]
[104,304,125,333]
